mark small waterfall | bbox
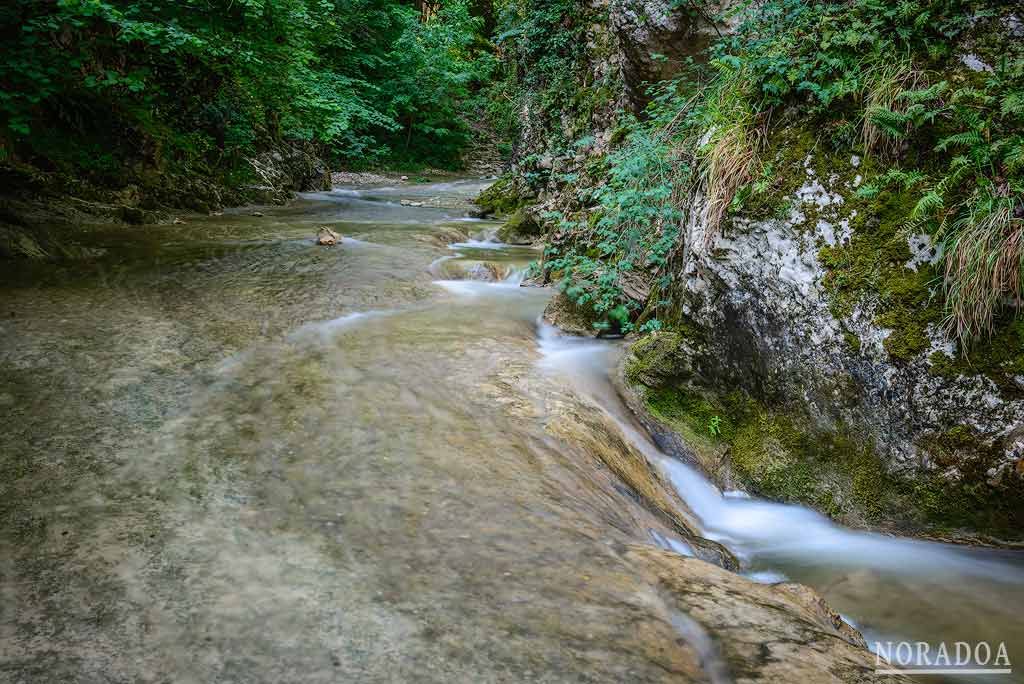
[503,266,527,285]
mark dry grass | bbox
[941,197,1024,347]
[862,61,924,156]
[702,120,763,245]
[692,74,767,248]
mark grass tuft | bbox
[941,193,1024,347]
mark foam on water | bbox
[287,309,394,342]
[449,239,508,249]
[433,279,525,296]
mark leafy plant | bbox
[707,414,723,437]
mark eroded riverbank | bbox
[1,180,1019,682]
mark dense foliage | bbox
[707,0,1024,345]
[0,0,495,190]
[533,0,1024,345]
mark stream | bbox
[2,179,1022,682]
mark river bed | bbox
[2,179,1022,682]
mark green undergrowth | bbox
[540,113,693,333]
[517,0,1023,355]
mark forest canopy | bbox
[0,0,498,182]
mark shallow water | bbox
[2,179,1022,682]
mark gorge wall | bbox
[485,0,1024,542]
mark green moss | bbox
[645,386,736,443]
[926,315,1024,398]
[927,350,959,376]
[842,330,862,353]
[497,207,543,244]
[816,182,947,363]
[608,123,630,147]
[475,174,525,216]
[879,313,930,360]
[625,332,690,388]
[710,398,1019,533]
[734,124,819,223]
[627,326,1021,537]
[732,416,805,487]
[570,84,616,136]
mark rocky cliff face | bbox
[498,1,1024,541]
[609,0,730,109]
[621,137,1024,540]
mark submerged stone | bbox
[316,226,341,246]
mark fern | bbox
[1002,93,1024,117]
[912,190,944,217]
[867,106,912,139]
[936,130,983,151]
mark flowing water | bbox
[2,179,1022,682]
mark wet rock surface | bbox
[542,292,599,336]
[316,225,340,245]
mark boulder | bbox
[316,226,341,246]
[542,292,598,336]
[497,207,543,244]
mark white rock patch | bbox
[795,179,844,210]
[960,53,994,72]
[905,233,942,271]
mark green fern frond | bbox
[912,190,943,217]
[936,130,983,151]
[1000,93,1024,118]
[1003,139,1024,172]
[867,106,910,138]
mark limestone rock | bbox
[772,581,868,648]
[316,226,341,246]
[624,547,912,683]
[610,0,739,110]
[542,292,597,336]
[497,207,543,244]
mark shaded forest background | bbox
[0,0,511,196]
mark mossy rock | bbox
[475,174,525,217]
[927,314,1024,399]
[626,362,1023,539]
[624,332,694,387]
[497,207,543,245]
[542,292,599,336]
